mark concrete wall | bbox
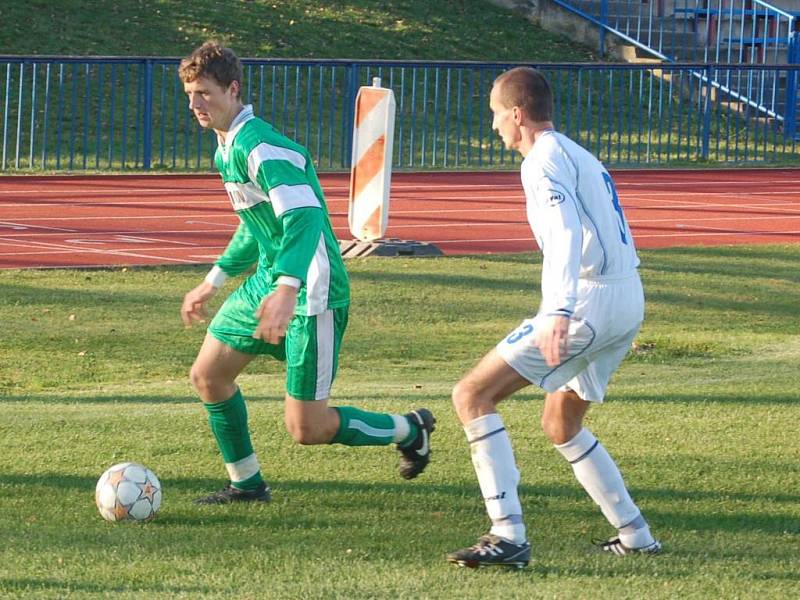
[486,0,625,59]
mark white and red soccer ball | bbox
[95,462,162,522]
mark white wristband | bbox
[204,265,228,288]
[276,275,302,289]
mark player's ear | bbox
[229,79,241,98]
[512,105,523,125]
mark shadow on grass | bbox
[0,578,207,595]
[5,473,799,531]
[1,281,183,308]
[618,391,800,406]
[640,245,800,282]
[644,288,800,324]
[351,268,531,295]
[3,391,798,406]
[0,394,284,404]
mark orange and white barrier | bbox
[348,78,395,241]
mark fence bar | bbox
[82,64,89,169]
[143,59,153,170]
[0,56,797,170]
[15,64,23,169]
[29,63,36,168]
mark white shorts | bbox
[496,272,644,402]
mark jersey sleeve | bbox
[249,144,324,283]
[273,207,324,281]
[534,177,582,316]
[215,219,260,277]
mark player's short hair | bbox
[179,41,243,98]
[493,67,553,122]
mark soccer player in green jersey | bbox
[178,41,434,504]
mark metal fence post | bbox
[701,65,713,160]
[345,63,359,168]
[599,0,608,58]
[142,59,153,170]
[785,31,799,140]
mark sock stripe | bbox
[491,514,525,526]
[225,453,261,483]
[348,418,394,438]
[569,439,599,464]
[468,427,506,445]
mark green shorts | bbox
[209,277,348,401]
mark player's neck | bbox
[214,102,246,142]
[519,122,556,157]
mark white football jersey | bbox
[520,130,639,317]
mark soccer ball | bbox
[95,462,162,523]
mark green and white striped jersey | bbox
[213,105,349,315]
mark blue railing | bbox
[552,0,799,138]
[0,56,798,171]
[560,0,798,61]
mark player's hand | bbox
[535,315,570,367]
[253,285,298,344]
[181,282,218,326]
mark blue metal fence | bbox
[0,56,798,172]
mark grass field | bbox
[0,1,597,62]
[1,245,799,598]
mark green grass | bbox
[1,245,799,598]
[0,1,598,62]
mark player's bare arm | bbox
[253,284,298,344]
[181,281,219,326]
[535,314,570,367]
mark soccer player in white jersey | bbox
[447,67,661,568]
[178,42,434,505]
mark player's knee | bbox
[189,363,211,396]
[451,379,473,412]
[189,363,228,401]
[284,417,324,445]
[540,414,577,445]
[452,378,489,423]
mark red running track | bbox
[0,169,798,269]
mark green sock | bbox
[204,389,264,491]
[331,406,417,446]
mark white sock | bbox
[554,428,642,530]
[390,414,410,443]
[464,413,526,544]
[618,514,655,549]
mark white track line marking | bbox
[0,220,78,232]
[122,235,199,246]
[185,219,240,227]
[0,199,229,207]
[59,234,200,246]
[0,228,234,239]
[431,238,535,244]
[5,199,800,223]
[3,213,799,239]
[637,230,800,238]
[630,214,800,224]
[615,178,800,187]
[0,237,200,264]
[0,214,239,222]
[625,200,800,213]
[0,238,224,254]
[674,223,800,234]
